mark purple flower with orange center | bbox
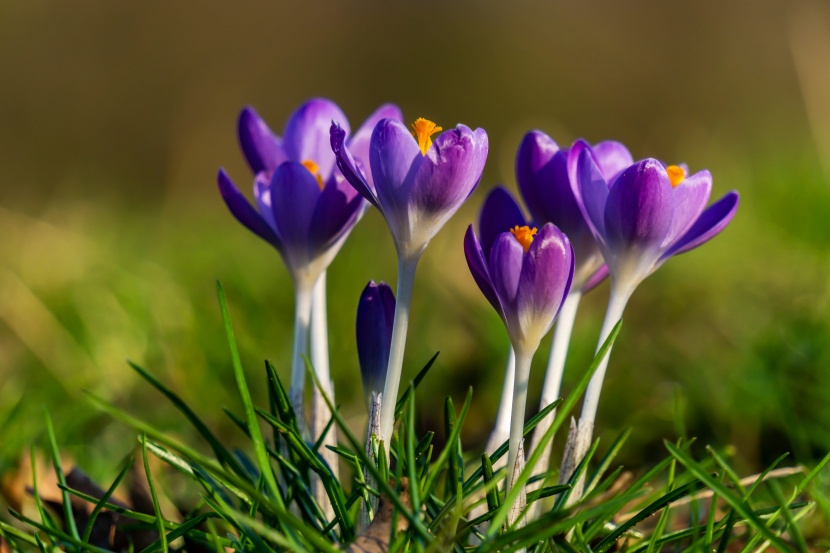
[560,144,739,489]
[514,131,633,494]
[516,131,633,291]
[219,99,402,287]
[464,218,574,510]
[217,98,403,439]
[331,114,488,450]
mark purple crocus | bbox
[516,131,632,290]
[561,143,739,489]
[465,220,574,513]
[356,281,395,409]
[332,116,488,450]
[219,99,402,287]
[475,187,528,458]
[331,117,488,260]
[514,132,633,496]
[216,98,403,441]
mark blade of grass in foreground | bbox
[486,319,622,539]
[127,359,249,480]
[141,435,168,553]
[44,411,80,542]
[307,363,433,543]
[216,281,298,546]
[664,440,793,552]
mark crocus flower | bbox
[332,116,488,450]
[516,131,632,290]
[561,143,739,488]
[515,132,633,499]
[474,187,527,457]
[356,281,395,409]
[464,220,574,518]
[219,99,402,516]
[219,99,403,288]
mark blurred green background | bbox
[2,0,830,480]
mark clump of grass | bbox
[1,283,827,552]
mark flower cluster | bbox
[216,97,738,527]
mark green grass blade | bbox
[82,455,134,544]
[766,479,808,553]
[394,352,439,420]
[43,411,80,541]
[422,389,473,499]
[141,435,168,553]
[127,359,249,479]
[664,440,793,552]
[488,320,623,539]
[216,281,295,543]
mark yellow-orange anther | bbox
[510,225,537,252]
[302,159,325,190]
[666,165,686,188]
[410,118,443,156]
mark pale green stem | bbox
[310,271,331,385]
[288,283,313,430]
[580,282,632,426]
[506,349,534,496]
[310,271,337,519]
[377,255,419,450]
[561,279,633,487]
[485,347,516,457]
[528,290,582,487]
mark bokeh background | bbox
[2,0,830,481]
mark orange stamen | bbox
[509,225,537,252]
[302,159,325,190]
[410,118,443,156]
[666,165,686,188]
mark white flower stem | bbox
[506,349,534,496]
[309,271,338,519]
[310,271,331,385]
[580,282,632,427]
[377,255,419,452]
[288,282,313,432]
[527,290,582,503]
[485,347,516,459]
[560,280,632,487]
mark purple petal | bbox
[574,146,610,241]
[663,191,739,258]
[253,171,276,230]
[268,161,322,261]
[583,264,609,293]
[348,104,404,189]
[478,186,527,257]
[592,140,634,183]
[464,225,503,318]
[370,118,422,217]
[331,122,379,208]
[409,124,488,217]
[516,223,574,341]
[604,159,674,253]
[489,231,525,315]
[356,280,395,405]
[516,131,583,234]
[217,169,281,251]
[237,107,288,174]
[284,98,348,179]
[308,172,366,255]
[661,169,712,248]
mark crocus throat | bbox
[510,225,537,252]
[302,159,325,190]
[410,118,443,156]
[666,165,686,188]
